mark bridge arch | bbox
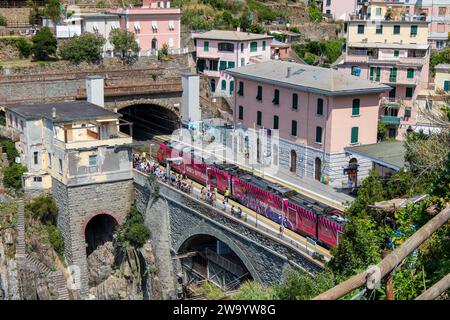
[174,224,262,284]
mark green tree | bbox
[240,11,252,31]
[0,14,7,27]
[46,224,64,256]
[15,38,32,58]
[308,3,322,23]
[0,140,19,161]
[45,0,62,24]
[232,281,274,300]
[59,33,105,64]
[385,170,415,199]
[109,28,140,65]
[248,23,265,34]
[116,203,150,249]
[377,120,388,141]
[274,269,335,300]
[26,194,59,225]
[31,26,57,61]
[2,163,27,191]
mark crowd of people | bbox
[133,151,248,221]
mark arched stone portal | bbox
[83,212,120,256]
[119,103,180,137]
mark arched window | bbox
[221,79,227,91]
[229,80,234,95]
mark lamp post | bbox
[206,167,211,190]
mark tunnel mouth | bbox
[179,234,253,293]
[119,104,180,139]
[84,214,118,257]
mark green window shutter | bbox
[317,98,324,115]
[228,61,235,69]
[221,80,226,91]
[411,25,418,35]
[219,61,227,70]
[292,93,298,110]
[370,67,374,80]
[238,81,244,96]
[257,86,262,101]
[407,68,414,78]
[444,80,450,92]
[394,50,399,57]
[204,41,209,51]
[358,25,365,34]
[229,81,234,95]
[315,127,322,143]
[351,127,359,144]
[262,41,266,51]
[352,99,360,116]
[376,25,383,34]
[257,111,262,126]
[376,67,381,81]
[291,120,297,136]
[406,87,413,98]
[394,25,400,34]
[273,115,279,129]
[250,42,257,52]
[239,106,244,120]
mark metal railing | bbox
[204,249,245,277]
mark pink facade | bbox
[232,79,382,154]
[113,0,181,52]
[270,42,291,60]
[194,31,272,96]
[323,0,359,20]
[417,2,450,50]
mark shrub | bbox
[116,203,150,249]
[46,224,64,256]
[26,194,59,225]
[14,38,32,58]
[308,3,322,23]
[0,114,5,126]
[0,14,7,27]
[2,163,27,191]
[109,28,140,65]
[31,26,57,61]
[59,33,105,64]
[0,140,19,161]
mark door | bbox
[315,157,322,181]
[151,38,158,50]
[64,124,73,142]
[290,150,297,173]
[389,87,396,99]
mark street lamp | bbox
[206,167,211,190]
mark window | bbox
[376,25,383,34]
[291,120,297,136]
[437,41,444,49]
[273,115,279,129]
[317,98,324,115]
[209,60,218,71]
[351,127,359,144]
[370,67,381,81]
[221,80,227,91]
[211,79,216,92]
[227,61,235,69]
[168,20,175,30]
[444,80,450,92]
[357,24,365,34]
[257,111,262,126]
[394,50,399,57]
[219,61,227,70]
[352,99,360,116]
[240,43,244,53]
[204,41,209,51]
[404,107,412,118]
[406,87,413,98]
[390,67,397,82]
[89,155,97,167]
[326,0,331,5]
[48,153,52,168]
[376,7,382,16]
[439,7,446,16]
[410,25,418,36]
[230,80,234,95]
[238,106,244,120]
[238,81,244,96]
[218,42,234,52]
[407,68,414,79]
[272,89,279,105]
[250,42,258,52]
[59,159,63,174]
[33,176,42,182]
[292,93,298,110]
[315,127,322,144]
[393,25,400,35]
[33,151,38,165]
[256,85,262,101]
[262,41,266,51]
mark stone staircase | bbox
[15,201,25,260]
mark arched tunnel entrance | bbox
[119,104,180,140]
[85,214,118,256]
[178,234,253,293]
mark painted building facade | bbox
[194,29,273,97]
[415,0,450,50]
[336,10,430,140]
[113,0,181,54]
[226,61,390,188]
[323,0,361,21]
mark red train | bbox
[157,142,347,248]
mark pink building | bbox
[323,0,361,20]
[113,0,181,54]
[226,61,390,187]
[194,29,273,96]
[270,39,291,60]
[415,0,450,50]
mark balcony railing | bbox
[345,55,368,63]
[388,76,397,83]
[381,97,401,107]
[380,115,401,125]
[398,57,426,65]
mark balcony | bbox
[345,54,369,63]
[381,97,401,108]
[398,57,425,65]
[202,69,220,77]
[380,115,401,125]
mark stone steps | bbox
[26,254,52,276]
[15,201,25,258]
[50,272,70,300]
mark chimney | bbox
[181,73,201,124]
[86,76,104,108]
[287,67,292,78]
[52,107,56,119]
